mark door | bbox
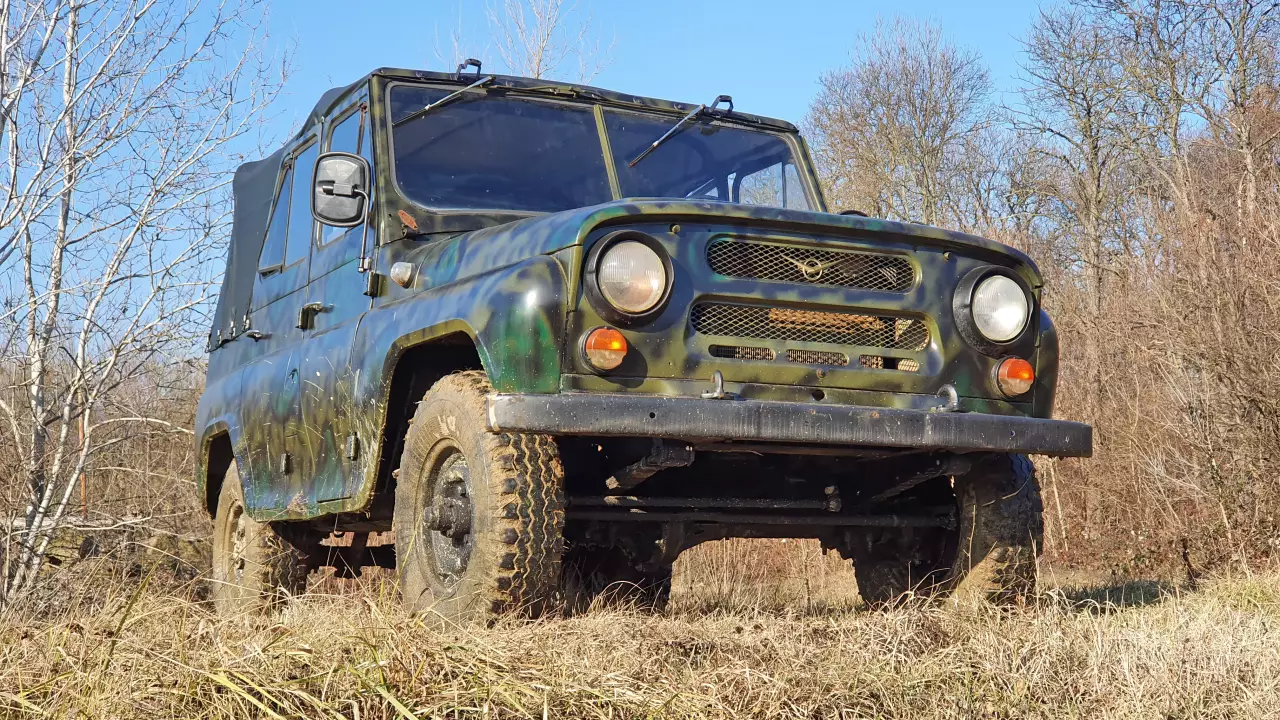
[297,90,375,503]
[238,135,318,514]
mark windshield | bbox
[388,84,814,213]
[389,85,613,212]
[606,111,813,210]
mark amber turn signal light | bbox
[583,327,628,371]
[996,357,1035,397]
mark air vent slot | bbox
[786,349,849,366]
[709,344,775,361]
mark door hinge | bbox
[345,433,360,461]
[363,270,381,297]
[279,452,291,474]
[297,301,331,329]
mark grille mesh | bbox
[707,239,914,292]
[692,303,930,351]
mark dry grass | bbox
[2,540,1279,719]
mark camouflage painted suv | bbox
[197,64,1091,618]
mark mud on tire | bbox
[393,371,565,621]
[211,460,309,614]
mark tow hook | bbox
[701,370,737,400]
[933,384,960,412]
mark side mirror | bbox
[312,152,369,227]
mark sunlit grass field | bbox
[2,540,1278,719]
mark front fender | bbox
[354,254,569,396]
[343,255,569,513]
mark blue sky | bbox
[264,0,1045,138]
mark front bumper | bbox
[487,393,1092,457]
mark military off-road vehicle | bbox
[196,63,1091,618]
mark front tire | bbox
[393,371,565,621]
[210,461,309,614]
[951,453,1044,605]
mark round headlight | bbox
[971,275,1029,342]
[597,240,667,314]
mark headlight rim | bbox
[584,230,674,326]
[952,265,1034,355]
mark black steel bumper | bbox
[487,393,1092,457]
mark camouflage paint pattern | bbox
[195,68,1063,522]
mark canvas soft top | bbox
[209,79,362,348]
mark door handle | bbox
[297,301,331,329]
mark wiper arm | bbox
[628,94,733,168]
[393,75,495,128]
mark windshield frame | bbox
[383,79,827,216]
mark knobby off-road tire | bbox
[846,521,956,608]
[850,453,1044,607]
[211,460,309,615]
[394,371,566,621]
[561,545,673,614]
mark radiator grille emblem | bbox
[783,255,834,281]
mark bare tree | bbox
[485,0,612,81]
[1087,0,1218,220]
[1012,6,1135,462]
[1188,0,1280,225]
[0,0,282,605]
[805,17,993,226]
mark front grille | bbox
[707,239,914,292]
[691,303,930,351]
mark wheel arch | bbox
[199,424,239,517]
[366,328,488,520]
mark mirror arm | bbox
[357,196,373,274]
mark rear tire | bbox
[561,545,672,613]
[849,453,1043,607]
[846,523,956,607]
[210,461,309,614]
[393,371,566,621]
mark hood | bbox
[432,199,1041,284]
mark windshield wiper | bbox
[393,75,496,128]
[628,94,733,168]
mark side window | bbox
[258,166,294,272]
[735,162,811,211]
[321,107,367,245]
[285,140,318,266]
[782,163,808,210]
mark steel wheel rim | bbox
[232,507,248,584]
[421,448,475,589]
[216,497,249,597]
